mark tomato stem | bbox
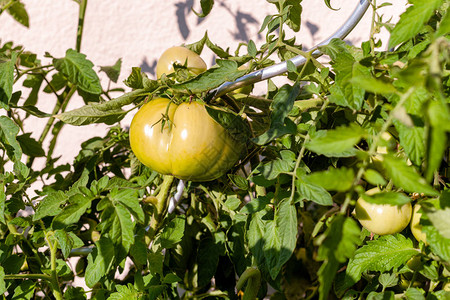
[236,267,261,300]
[147,175,174,239]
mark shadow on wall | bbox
[176,0,262,42]
[140,58,157,77]
[175,0,206,40]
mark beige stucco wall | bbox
[1,0,408,165]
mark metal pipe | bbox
[206,0,371,100]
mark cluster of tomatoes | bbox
[129,46,245,182]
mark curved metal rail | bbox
[207,0,371,100]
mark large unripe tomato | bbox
[410,204,427,244]
[156,46,207,78]
[354,188,412,235]
[129,98,244,181]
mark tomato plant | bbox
[129,97,245,181]
[1,0,449,299]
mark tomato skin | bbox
[129,98,244,181]
[354,188,412,235]
[156,46,207,78]
[410,204,427,244]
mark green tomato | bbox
[354,188,412,235]
[156,46,207,78]
[129,98,244,181]
[410,204,427,244]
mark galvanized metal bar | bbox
[207,0,371,100]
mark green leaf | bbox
[394,121,425,166]
[342,234,418,292]
[367,291,395,300]
[123,67,144,89]
[197,237,220,287]
[241,194,271,214]
[148,252,164,275]
[130,229,148,267]
[295,177,333,206]
[426,101,450,181]
[97,200,135,256]
[263,199,297,280]
[111,202,135,254]
[53,49,102,94]
[271,83,300,125]
[364,169,387,186]
[52,193,93,229]
[55,88,148,126]
[99,58,122,83]
[306,124,365,157]
[361,191,412,206]
[7,1,29,28]
[426,207,450,239]
[205,37,231,59]
[248,209,269,266]
[0,116,22,162]
[205,105,251,141]
[33,191,68,221]
[422,222,450,262]
[11,280,35,300]
[382,155,438,196]
[389,0,444,48]
[436,6,450,36]
[158,216,185,249]
[172,60,246,93]
[284,0,302,32]
[16,133,45,157]
[55,101,125,125]
[317,215,361,300]
[252,118,297,145]
[404,288,425,300]
[54,230,74,259]
[192,0,214,17]
[0,48,18,109]
[305,167,354,192]
[85,237,115,288]
[185,32,208,54]
[378,273,398,289]
[228,174,249,190]
[256,150,296,180]
[351,75,397,94]
[248,39,257,57]
[328,63,368,111]
[317,215,361,262]
[108,284,140,300]
[43,72,67,93]
[320,39,367,110]
[22,74,43,106]
[13,105,51,118]
[110,188,144,223]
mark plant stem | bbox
[147,175,174,240]
[44,232,63,300]
[0,0,15,14]
[236,267,261,300]
[76,0,88,52]
[4,273,52,281]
